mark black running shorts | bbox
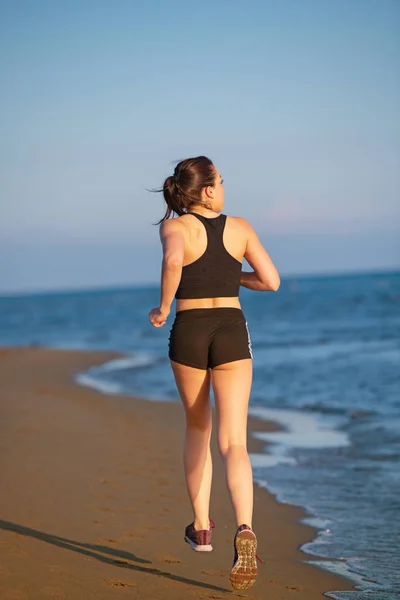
[168,307,253,370]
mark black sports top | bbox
[175,213,242,300]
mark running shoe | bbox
[184,519,215,552]
[229,524,258,590]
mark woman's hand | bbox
[149,307,170,328]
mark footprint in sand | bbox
[156,552,182,564]
[286,585,304,591]
[164,559,181,564]
[265,579,304,592]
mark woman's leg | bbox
[170,360,212,531]
[211,359,253,528]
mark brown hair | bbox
[155,156,216,223]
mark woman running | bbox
[149,156,280,590]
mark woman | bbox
[149,156,280,590]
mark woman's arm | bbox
[149,219,185,327]
[159,219,185,312]
[240,271,278,291]
[240,219,280,292]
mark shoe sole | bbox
[184,536,213,552]
[229,529,257,590]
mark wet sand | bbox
[0,347,353,599]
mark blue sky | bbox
[1,0,399,293]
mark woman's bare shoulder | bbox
[226,215,253,233]
[159,216,186,237]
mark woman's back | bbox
[178,212,247,266]
[172,211,279,311]
[175,212,243,303]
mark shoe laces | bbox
[209,519,216,530]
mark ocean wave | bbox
[75,352,159,397]
[249,406,350,453]
[97,354,157,372]
[75,373,125,396]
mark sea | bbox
[1,270,399,599]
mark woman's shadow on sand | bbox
[0,519,230,593]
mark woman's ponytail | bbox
[152,156,215,224]
[161,175,186,221]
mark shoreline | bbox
[74,351,359,588]
[0,347,353,599]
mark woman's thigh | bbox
[211,359,252,448]
[170,360,211,428]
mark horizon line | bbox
[0,265,398,299]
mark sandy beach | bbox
[0,347,353,599]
